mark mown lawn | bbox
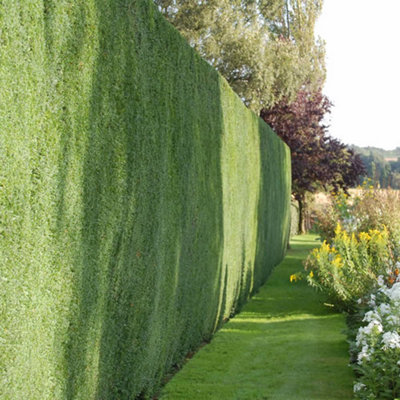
[160,235,354,400]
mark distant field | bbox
[385,157,398,162]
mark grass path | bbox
[160,235,354,399]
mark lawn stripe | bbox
[160,234,354,399]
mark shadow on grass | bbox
[160,236,354,400]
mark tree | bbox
[260,88,365,232]
[352,146,400,189]
[154,0,326,111]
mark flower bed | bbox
[296,186,400,398]
[352,272,400,399]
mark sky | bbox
[315,0,400,150]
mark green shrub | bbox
[303,225,394,311]
[0,1,291,399]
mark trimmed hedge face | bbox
[0,1,291,398]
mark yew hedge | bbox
[0,1,291,398]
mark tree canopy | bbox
[155,0,326,110]
[156,0,367,232]
[352,146,400,189]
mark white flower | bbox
[382,331,400,349]
[369,294,377,307]
[356,320,383,347]
[367,319,383,333]
[354,382,366,392]
[363,310,382,323]
[357,298,362,305]
[386,314,400,327]
[379,285,390,296]
[356,330,367,347]
[357,345,371,364]
[378,303,391,315]
[378,276,385,287]
[387,283,400,301]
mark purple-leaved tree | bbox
[261,88,365,233]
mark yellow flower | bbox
[335,223,342,235]
[309,271,314,278]
[321,241,331,253]
[332,254,343,269]
[290,274,301,283]
[359,232,371,241]
[312,248,320,256]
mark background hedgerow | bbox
[314,184,400,246]
[0,1,291,399]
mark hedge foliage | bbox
[0,0,291,398]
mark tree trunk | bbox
[298,196,305,234]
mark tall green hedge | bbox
[0,1,291,398]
